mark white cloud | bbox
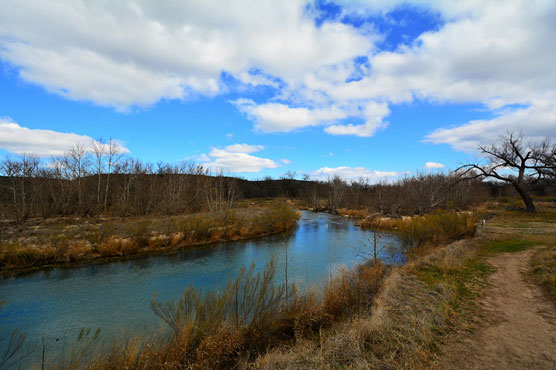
[0,0,372,110]
[425,161,444,169]
[310,166,398,182]
[197,143,280,173]
[233,99,348,132]
[1,1,555,142]
[424,103,556,152]
[0,118,129,157]
[222,144,264,154]
[263,0,556,139]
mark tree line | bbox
[1,133,554,221]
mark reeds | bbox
[0,204,300,272]
[42,258,386,369]
[395,210,476,250]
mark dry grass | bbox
[253,238,489,369]
[255,205,556,369]
[362,210,476,251]
[528,246,556,302]
[24,205,556,369]
[43,259,386,370]
[0,202,300,274]
[337,209,369,219]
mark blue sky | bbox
[0,1,554,181]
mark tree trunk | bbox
[513,182,535,213]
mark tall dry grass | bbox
[363,210,476,252]
[41,258,385,370]
[0,203,300,272]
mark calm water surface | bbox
[0,211,398,363]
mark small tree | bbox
[456,132,555,213]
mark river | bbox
[0,210,399,365]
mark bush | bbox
[323,263,385,318]
[126,220,151,248]
[396,210,476,250]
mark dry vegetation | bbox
[529,246,556,302]
[253,205,556,369]
[20,207,483,369]
[0,202,299,274]
[4,201,555,369]
[362,209,476,250]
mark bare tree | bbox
[533,139,556,180]
[91,138,106,211]
[103,139,123,213]
[327,176,346,213]
[456,132,554,213]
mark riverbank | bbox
[0,202,300,276]
[8,205,479,369]
[5,203,554,368]
[256,202,556,368]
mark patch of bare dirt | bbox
[439,248,556,369]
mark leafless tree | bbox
[456,132,555,213]
[327,175,346,212]
[97,139,121,212]
[91,138,107,211]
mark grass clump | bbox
[396,210,476,250]
[528,246,556,302]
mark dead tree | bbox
[456,132,554,213]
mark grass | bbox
[528,246,556,302]
[254,238,489,369]
[13,203,556,369]
[254,205,556,369]
[0,201,300,274]
[481,239,538,254]
[41,259,386,370]
[362,209,477,251]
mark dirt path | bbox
[439,248,556,369]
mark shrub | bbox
[396,210,476,250]
[323,263,385,319]
[126,220,151,248]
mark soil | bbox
[438,248,556,369]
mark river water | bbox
[0,211,398,365]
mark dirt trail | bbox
[440,248,556,370]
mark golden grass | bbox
[362,210,476,251]
[23,205,556,369]
[42,259,386,370]
[254,206,556,369]
[0,203,300,273]
[337,208,369,219]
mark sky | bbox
[0,0,555,181]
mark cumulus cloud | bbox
[424,162,444,169]
[0,118,129,157]
[325,101,390,137]
[1,1,555,141]
[424,103,556,152]
[0,0,372,110]
[197,144,280,173]
[310,166,398,182]
[233,99,348,132]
